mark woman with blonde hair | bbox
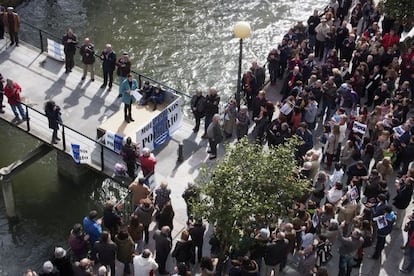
[172,229,195,266]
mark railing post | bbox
[138,75,142,89]
[100,144,105,172]
[25,105,30,131]
[39,30,44,52]
[62,124,66,151]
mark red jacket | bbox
[382,33,399,50]
[139,154,157,176]
[4,81,22,105]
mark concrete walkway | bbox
[0,39,413,276]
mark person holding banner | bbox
[121,74,138,123]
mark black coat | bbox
[101,50,117,72]
[45,106,61,130]
[393,183,413,210]
[264,239,289,266]
[172,240,195,264]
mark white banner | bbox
[352,121,367,135]
[136,96,183,150]
[47,38,65,62]
[105,130,124,153]
[71,143,91,164]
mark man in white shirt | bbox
[133,249,158,276]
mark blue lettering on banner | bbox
[71,144,81,164]
[153,109,170,149]
[114,134,124,153]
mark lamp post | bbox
[234,21,252,110]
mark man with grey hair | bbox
[207,113,223,160]
[337,222,364,276]
[100,44,116,91]
[153,226,171,275]
[133,249,159,276]
[264,231,289,276]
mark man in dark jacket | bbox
[79,38,96,81]
[121,137,138,179]
[62,28,78,73]
[190,90,206,132]
[188,218,206,263]
[337,223,364,276]
[52,247,73,276]
[93,231,117,275]
[100,44,116,90]
[393,177,414,229]
[264,232,289,276]
[153,226,172,275]
[372,206,396,259]
[207,114,223,160]
[202,87,220,138]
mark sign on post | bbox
[105,131,124,153]
[47,38,65,62]
[71,143,91,164]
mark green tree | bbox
[381,0,414,22]
[193,137,310,252]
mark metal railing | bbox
[12,101,123,179]
[19,20,191,102]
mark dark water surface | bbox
[0,0,325,274]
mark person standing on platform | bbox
[79,37,96,81]
[0,73,5,113]
[62,28,78,73]
[44,100,62,144]
[202,87,220,138]
[116,52,131,98]
[190,89,206,133]
[100,44,116,91]
[3,7,20,46]
[121,74,138,123]
[207,114,223,160]
[121,136,139,178]
[4,78,26,122]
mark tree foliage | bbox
[193,137,310,250]
[381,0,414,22]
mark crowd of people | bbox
[4,0,414,274]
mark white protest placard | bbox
[71,143,91,164]
[349,186,359,201]
[393,125,404,138]
[352,121,367,135]
[47,38,65,62]
[373,215,388,230]
[131,89,142,102]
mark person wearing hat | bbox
[0,73,5,113]
[52,247,73,276]
[4,78,26,122]
[62,28,78,74]
[149,84,165,111]
[139,80,154,105]
[79,37,96,81]
[100,43,117,90]
[3,7,20,46]
[116,52,131,97]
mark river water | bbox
[0,0,325,274]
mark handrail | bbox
[20,20,192,99]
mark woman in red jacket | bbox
[4,78,26,121]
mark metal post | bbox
[138,75,142,89]
[62,125,66,151]
[100,145,105,171]
[177,142,184,162]
[1,175,17,219]
[39,30,44,52]
[25,105,30,131]
[236,38,243,111]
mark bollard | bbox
[177,142,184,162]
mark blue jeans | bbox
[10,103,26,120]
[338,254,355,276]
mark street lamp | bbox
[234,21,252,110]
